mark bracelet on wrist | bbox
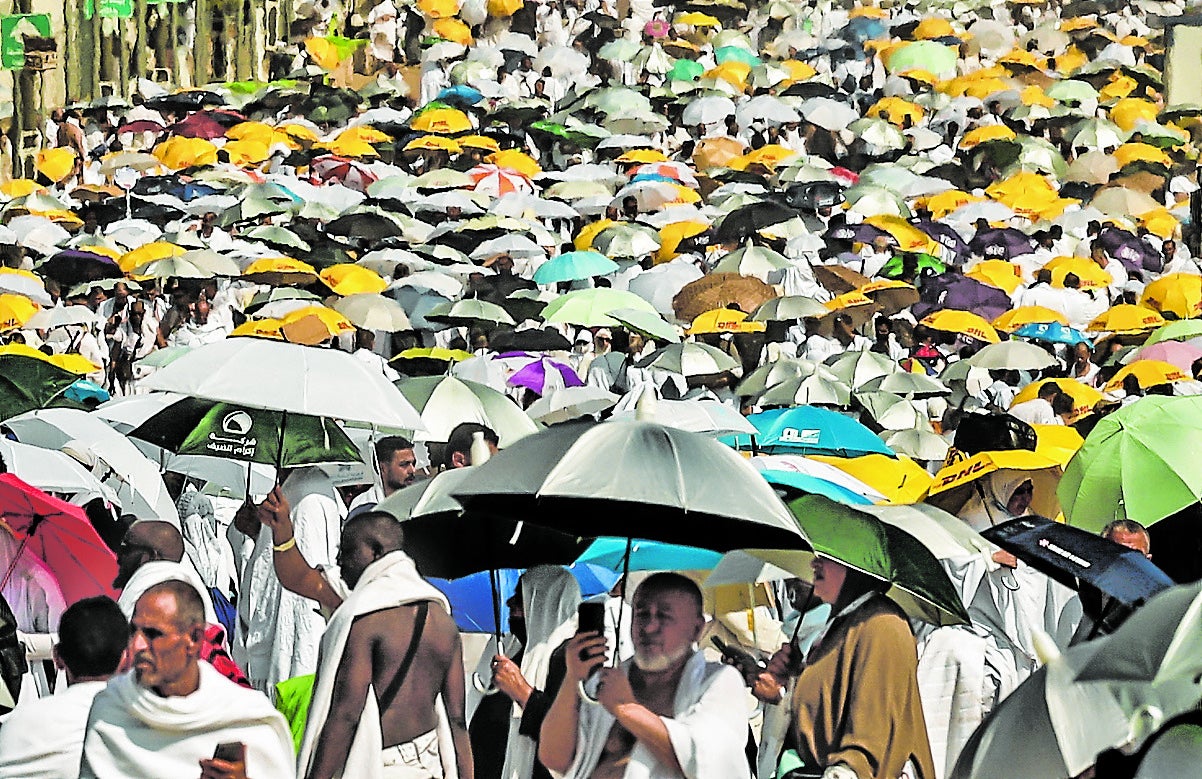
[273,536,297,552]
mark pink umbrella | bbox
[0,473,118,605]
[644,19,670,37]
[1131,341,1202,373]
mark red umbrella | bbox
[0,474,118,604]
[116,119,165,135]
[169,112,229,139]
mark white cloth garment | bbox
[80,662,295,779]
[298,551,460,779]
[382,730,444,778]
[501,566,581,779]
[561,650,752,779]
[0,680,106,779]
[117,560,218,626]
[239,467,344,690]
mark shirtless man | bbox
[257,488,472,779]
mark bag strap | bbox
[377,601,429,712]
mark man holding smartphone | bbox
[538,573,751,779]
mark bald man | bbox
[113,521,218,629]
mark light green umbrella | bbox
[1145,319,1202,345]
[607,307,681,343]
[1060,395,1202,530]
[598,39,641,61]
[750,296,829,322]
[396,374,538,447]
[1046,79,1099,104]
[634,341,738,376]
[715,45,761,67]
[541,288,658,327]
[736,357,815,397]
[884,41,958,76]
[667,59,705,82]
[712,242,792,279]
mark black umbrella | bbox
[714,200,798,243]
[982,517,1174,607]
[489,328,572,352]
[781,82,842,99]
[35,250,123,284]
[144,90,224,113]
[786,180,845,211]
[324,212,406,241]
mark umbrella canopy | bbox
[541,288,658,327]
[141,339,424,430]
[396,375,538,446]
[532,251,619,284]
[0,473,118,604]
[635,342,739,376]
[1060,395,1202,530]
[505,355,585,396]
[526,386,619,424]
[742,406,896,458]
[965,341,1059,370]
[0,354,87,421]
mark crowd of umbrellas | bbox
[3,0,1202,773]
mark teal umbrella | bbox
[576,537,722,571]
[715,45,761,67]
[128,396,361,468]
[532,251,619,284]
[668,59,705,82]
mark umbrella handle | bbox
[471,672,502,696]
[578,676,602,706]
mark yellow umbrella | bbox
[1141,208,1180,240]
[899,69,939,87]
[279,123,320,145]
[394,346,474,362]
[279,305,355,345]
[998,49,1043,70]
[675,11,720,25]
[1020,85,1055,107]
[1054,48,1089,74]
[863,215,937,254]
[405,135,462,153]
[965,260,1023,293]
[0,294,39,330]
[914,16,958,40]
[433,17,473,44]
[231,319,285,341]
[1033,424,1085,464]
[928,449,1063,518]
[920,309,1001,343]
[487,0,523,16]
[227,121,281,145]
[1141,273,1202,319]
[961,78,1017,100]
[693,136,746,170]
[119,242,185,273]
[826,290,875,312]
[1012,378,1104,418]
[222,139,272,167]
[704,61,752,90]
[688,308,765,334]
[320,264,388,296]
[318,136,380,158]
[985,171,1060,209]
[338,126,391,145]
[1114,142,1172,169]
[922,190,982,218]
[0,179,43,198]
[574,218,614,250]
[732,144,798,171]
[960,125,1017,149]
[489,149,542,178]
[1045,256,1113,290]
[867,97,924,126]
[243,257,319,285]
[993,305,1070,333]
[656,221,710,264]
[305,38,346,69]
[1086,303,1166,333]
[76,245,121,261]
[1099,75,1138,103]
[810,454,933,504]
[1060,16,1097,31]
[617,149,669,164]
[153,137,218,170]
[1110,98,1159,132]
[1103,359,1190,391]
[35,148,77,183]
[780,60,817,85]
[417,0,459,17]
[411,108,472,134]
[46,352,102,375]
[458,135,501,153]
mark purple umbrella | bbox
[507,356,584,396]
[916,274,1013,323]
[825,222,891,247]
[968,227,1037,260]
[912,219,969,260]
[1098,226,1163,274]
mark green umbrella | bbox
[1060,395,1202,530]
[127,396,362,468]
[668,59,705,82]
[884,41,957,76]
[783,494,970,626]
[606,307,681,343]
[426,298,516,328]
[540,288,658,327]
[0,357,86,421]
[880,253,946,278]
[1145,319,1202,345]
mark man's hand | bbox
[750,671,785,704]
[198,757,247,779]
[992,550,1019,569]
[256,486,293,544]
[595,667,635,714]
[564,632,607,684]
[231,500,260,538]
[492,654,533,707]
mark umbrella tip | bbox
[1031,627,1061,666]
[470,431,491,466]
[635,385,658,422]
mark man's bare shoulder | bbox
[352,600,459,644]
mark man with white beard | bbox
[539,573,750,779]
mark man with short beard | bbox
[539,573,751,779]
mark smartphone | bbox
[213,742,245,763]
[711,637,766,676]
[577,602,606,635]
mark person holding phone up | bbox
[538,572,751,779]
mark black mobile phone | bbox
[711,637,766,676]
[213,742,245,763]
[577,602,606,635]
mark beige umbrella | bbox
[1091,187,1162,218]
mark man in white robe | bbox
[80,582,294,779]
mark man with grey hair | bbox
[539,572,751,779]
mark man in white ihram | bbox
[80,581,294,779]
[539,572,751,779]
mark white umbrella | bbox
[966,341,1058,371]
[140,339,425,430]
[735,95,800,127]
[881,428,949,461]
[0,437,119,508]
[682,95,738,126]
[332,293,413,331]
[526,385,620,424]
[470,234,546,260]
[799,97,860,131]
[4,408,179,524]
[389,271,464,299]
[397,374,538,446]
[610,393,757,436]
[627,261,707,318]
[27,306,103,330]
[0,269,52,306]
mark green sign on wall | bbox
[83,0,134,18]
[0,14,51,70]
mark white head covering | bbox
[957,471,1033,531]
[501,565,580,779]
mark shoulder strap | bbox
[377,601,429,713]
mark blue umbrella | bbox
[576,537,723,572]
[436,84,484,107]
[532,251,620,284]
[837,16,888,44]
[736,406,896,458]
[1014,322,1093,347]
[64,379,110,406]
[432,565,619,633]
[759,470,874,505]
